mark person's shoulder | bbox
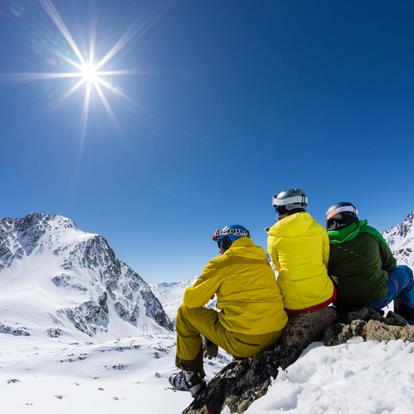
[361,223,384,240]
[303,213,328,235]
[267,221,280,236]
[207,253,231,268]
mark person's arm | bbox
[322,231,330,267]
[378,236,397,272]
[183,259,222,308]
[267,236,281,272]
[365,226,397,272]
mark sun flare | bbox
[81,63,99,86]
[0,0,160,148]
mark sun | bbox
[0,0,149,147]
[81,62,99,86]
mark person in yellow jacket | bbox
[169,224,288,397]
[267,188,336,313]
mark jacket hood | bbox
[224,237,267,261]
[267,212,319,238]
[328,219,368,244]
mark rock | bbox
[281,307,338,348]
[184,345,302,414]
[363,320,414,342]
[46,328,63,338]
[0,324,30,337]
[324,309,414,346]
[323,323,353,347]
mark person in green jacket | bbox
[325,202,414,321]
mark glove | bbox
[203,338,218,359]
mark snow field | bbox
[247,338,414,414]
[0,334,227,414]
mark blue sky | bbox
[1,0,414,283]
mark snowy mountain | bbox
[383,211,414,266]
[151,280,193,321]
[0,213,173,339]
[1,211,414,414]
[152,278,219,324]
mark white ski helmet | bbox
[272,188,308,211]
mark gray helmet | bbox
[325,202,358,221]
[272,188,308,211]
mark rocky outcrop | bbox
[184,308,414,414]
[324,308,414,345]
[0,324,31,336]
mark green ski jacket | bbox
[327,220,397,308]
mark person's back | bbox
[328,219,393,308]
[267,188,336,313]
[170,224,287,397]
[184,236,287,334]
[325,202,414,320]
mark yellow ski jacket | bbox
[183,237,288,335]
[267,212,335,311]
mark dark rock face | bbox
[184,307,414,414]
[0,213,173,336]
[0,324,31,336]
[141,288,173,331]
[47,328,63,338]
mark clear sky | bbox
[1,0,414,283]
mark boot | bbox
[394,298,414,324]
[169,370,206,397]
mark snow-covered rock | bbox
[0,213,173,338]
[383,211,414,267]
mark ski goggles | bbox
[272,194,308,208]
[325,206,359,221]
[212,228,250,241]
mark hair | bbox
[277,206,305,218]
[217,236,233,252]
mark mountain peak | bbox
[0,212,173,338]
[383,210,414,267]
[1,212,77,229]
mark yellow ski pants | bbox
[175,305,283,372]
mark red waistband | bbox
[285,284,337,315]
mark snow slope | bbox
[0,213,172,339]
[246,338,414,414]
[0,333,229,414]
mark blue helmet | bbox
[212,224,250,251]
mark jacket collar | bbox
[328,219,368,244]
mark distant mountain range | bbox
[0,213,173,339]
